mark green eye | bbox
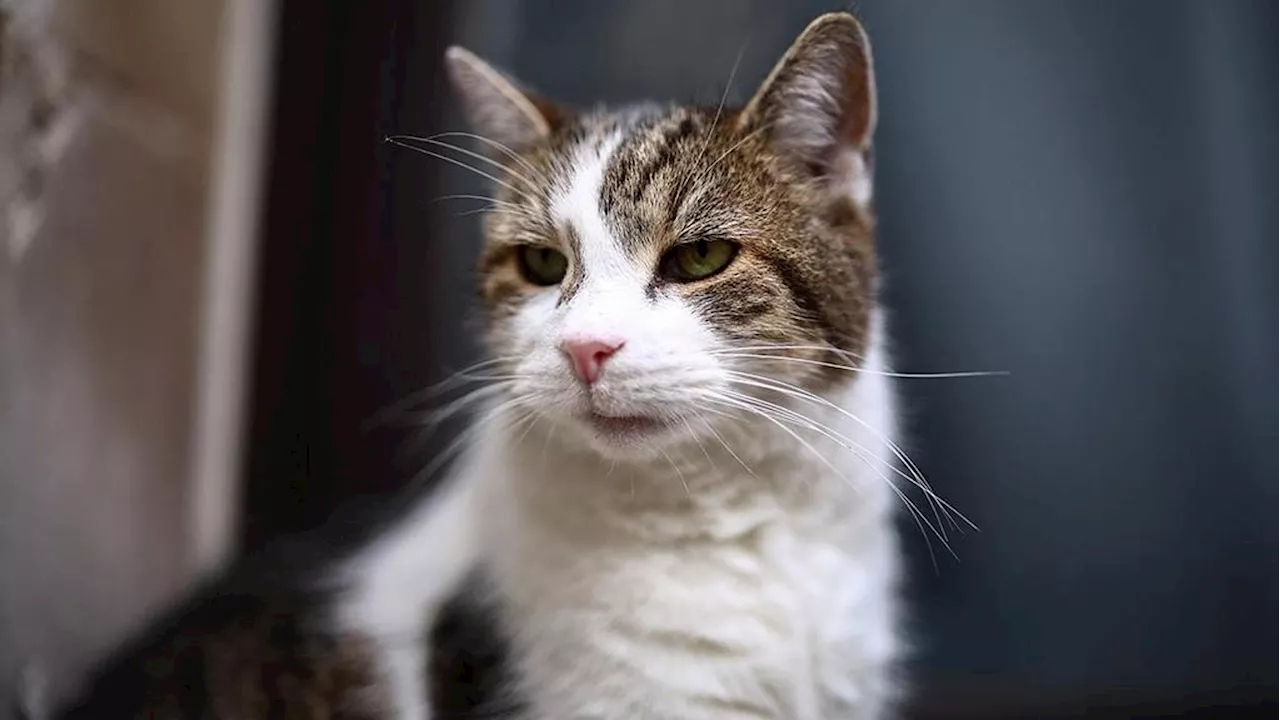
[516,245,568,286]
[660,238,738,282]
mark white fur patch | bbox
[549,131,634,282]
[337,473,482,720]
[838,149,874,207]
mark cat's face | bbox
[446,14,879,459]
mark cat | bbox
[47,11,918,719]
[350,10,903,719]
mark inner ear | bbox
[444,46,566,152]
[739,13,877,178]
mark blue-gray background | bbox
[384,0,1275,708]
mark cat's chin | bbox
[571,410,684,459]
[584,411,668,438]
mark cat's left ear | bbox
[444,46,565,151]
[739,13,876,200]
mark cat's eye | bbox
[516,245,568,286]
[659,238,738,283]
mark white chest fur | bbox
[469,367,902,720]
[343,337,904,720]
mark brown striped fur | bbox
[51,573,385,720]
[451,13,879,391]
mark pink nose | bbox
[560,338,624,385]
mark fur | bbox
[346,12,904,720]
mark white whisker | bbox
[411,383,511,427]
[724,370,978,534]
[690,43,746,175]
[711,345,1007,380]
[422,130,548,184]
[683,417,718,472]
[702,391,949,563]
[699,416,758,480]
[388,135,540,191]
[433,193,542,222]
[406,395,524,492]
[512,407,544,447]
[385,138,535,203]
[718,386,956,545]
[363,356,521,430]
[702,123,770,177]
[660,447,692,497]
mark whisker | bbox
[712,342,867,358]
[376,384,509,450]
[711,345,1007,380]
[668,43,751,208]
[711,392,951,565]
[421,130,548,184]
[725,370,978,533]
[684,418,718,472]
[445,372,537,384]
[705,394,847,488]
[699,416,758,479]
[433,192,523,207]
[405,396,525,492]
[702,123,771,177]
[387,135,539,191]
[362,356,520,430]
[718,386,955,544]
[689,42,747,180]
[432,193,541,221]
[702,391,950,564]
[717,352,1007,380]
[716,386,950,534]
[723,373,958,516]
[512,407,544,447]
[385,138,534,203]
[660,447,692,497]
[409,383,512,428]
[455,207,511,219]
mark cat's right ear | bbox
[444,47,563,150]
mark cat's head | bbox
[445,13,879,460]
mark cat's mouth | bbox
[583,411,671,440]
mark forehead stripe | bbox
[600,113,704,211]
[548,129,626,305]
[557,224,584,305]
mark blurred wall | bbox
[0,0,271,707]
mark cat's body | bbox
[348,12,902,717]
[49,12,912,720]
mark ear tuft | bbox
[740,13,876,182]
[444,46,562,150]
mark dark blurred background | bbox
[2,0,1272,718]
